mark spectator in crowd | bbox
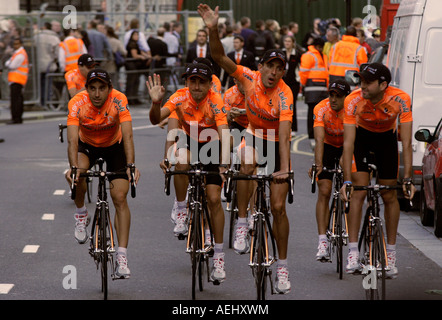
[163,22,180,67]
[288,22,299,38]
[328,25,367,83]
[239,16,255,47]
[125,30,151,105]
[356,28,372,58]
[223,34,256,88]
[186,28,220,77]
[282,35,303,136]
[302,18,322,49]
[323,26,340,60]
[246,19,275,62]
[87,20,113,63]
[76,29,93,54]
[124,18,151,55]
[366,28,382,51]
[221,25,234,55]
[34,21,60,106]
[148,27,176,80]
[105,25,127,90]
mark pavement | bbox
[1,100,441,269]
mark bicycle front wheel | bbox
[99,205,108,300]
[228,180,238,249]
[190,203,202,300]
[370,221,386,300]
[251,215,267,300]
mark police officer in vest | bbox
[5,37,29,124]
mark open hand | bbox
[146,73,166,103]
[197,4,219,29]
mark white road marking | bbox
[0,284,14,294]
[53,189,65,195]
[22,245,40,253]
[42,213,55,220]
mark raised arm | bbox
[197,4,237,75]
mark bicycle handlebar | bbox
[70,165,136,199]
[163,161,221,196]
[223,170,295,204]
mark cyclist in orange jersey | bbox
[339,63,416,278]
[308,79,350,262]
[64,54,98,98]
[65,69,140,279]
[198,4,294,294]
[148,63,230,283]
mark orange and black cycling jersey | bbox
[313,98,344,148]
[344,86,412,132]
[231,65,293,141]
[224,84,248,129]
[163,87,227,143]
[65,68,86,93]
[67,89,132,147]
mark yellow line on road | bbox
[291,134,314,156]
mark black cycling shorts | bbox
[243,132,281,173]
[318,143,343,181]
[353,127,398,180]
[78,140,128,181]
[176,134,223,187]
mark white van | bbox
[387,0,442,203]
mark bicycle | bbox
[345,163,411,300]
[71,158,136,300]
[310,161,348,279]
[164,161,217,300]
[224,170,294,300]
[59,123,93,203]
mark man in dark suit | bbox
[186,29,220,77]
[223,35,256,88]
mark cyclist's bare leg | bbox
[316,179,332,235]
[378,178,399,245]
[347,171,369,243]
[73,152,90,208]
[174,147,190,202]
[237,145,256,219]
[110,178,130,248]
[270,182,289,260]
[206,184,224,244]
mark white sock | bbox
[117,247,127,256]
[237,217,247,226]
[348,242,358,253]
[177,200,186,210]
[278,259,288,268]
[318,234,327,243]
[75,206,87,215]
[214,243,224,257]
[386,244,396,252]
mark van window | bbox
[423,28,442,85]
[388,17,412,87]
